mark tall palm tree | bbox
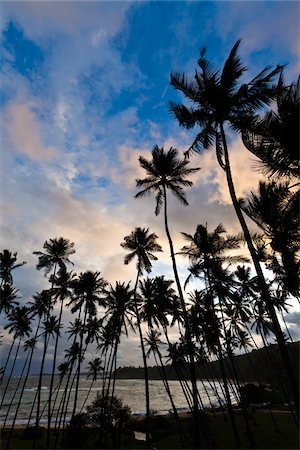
[33,237,75,446]
[68,270,107,419]
[45,268,75,445]
[33,315,61,449]
[121,227,162,448]
[135,145,203,447]
[102,282,134,396]
[0,249,26,287]
[180,223,253,447]
[242,74,299,179]
[169,40,298,410]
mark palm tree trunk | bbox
[33,331,51,449]
[4,349,30,427]
[1,338,21,409]
[133,268,151,449]
[1,337,16,383]
[8,319,41,444]
[220,122,299,416]
[46,263,58,449]
[71,308,88,419]
[162,184,202,449]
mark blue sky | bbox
[1,1,299,372]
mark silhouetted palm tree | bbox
[80,358,104,414]
[121,227,162,448]
[170,40,298,410]
[135,146,202,447]
[242,181,300,296]
[69,270,107,419]
[0,284,19,316]
[33,237,75,446]
[0,250,26,287]
[242,74,299,179]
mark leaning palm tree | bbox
[121,227,162,448]
[135,145,203,448]
[170,40,298,411]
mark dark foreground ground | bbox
[1,410,299,449]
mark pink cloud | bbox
[5,100,58,161]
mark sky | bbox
[1,0,300,374]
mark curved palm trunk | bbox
[153,342,186,448]
[162,185,202,448]
[1,337,16,384]
[220,122,299,416]
[8,319,41,443]
[4,349,30,428]
[133,268,151,449]
[1,338,21,409]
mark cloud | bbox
[4,99,58,161]
[195,135,265,205]
[1,2,131,40]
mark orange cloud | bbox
[5,100,58,161]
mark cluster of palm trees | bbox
[1,40,299,449]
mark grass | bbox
[1,411,299,449]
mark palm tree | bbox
[33,237,75,446]
[80,358,104,414]
[180,223,252,448]
[140,276,178,333]
[68,270,107,419]
[242,74,299,179]
[121,227,162,447]
[169,40,298,411]
[45,268,75,445]
[0,249,26,286]
[33,237,75,276]
[135,145,203,447]
[33,315,61,449]
[0,284,19,316]
[102,282,134,398]
[242,181,300,296]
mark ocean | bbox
[0,375,237,426]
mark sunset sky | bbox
[1,1,299,372]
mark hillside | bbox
[114,341,299,385]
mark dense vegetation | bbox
[1,40,299,449]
